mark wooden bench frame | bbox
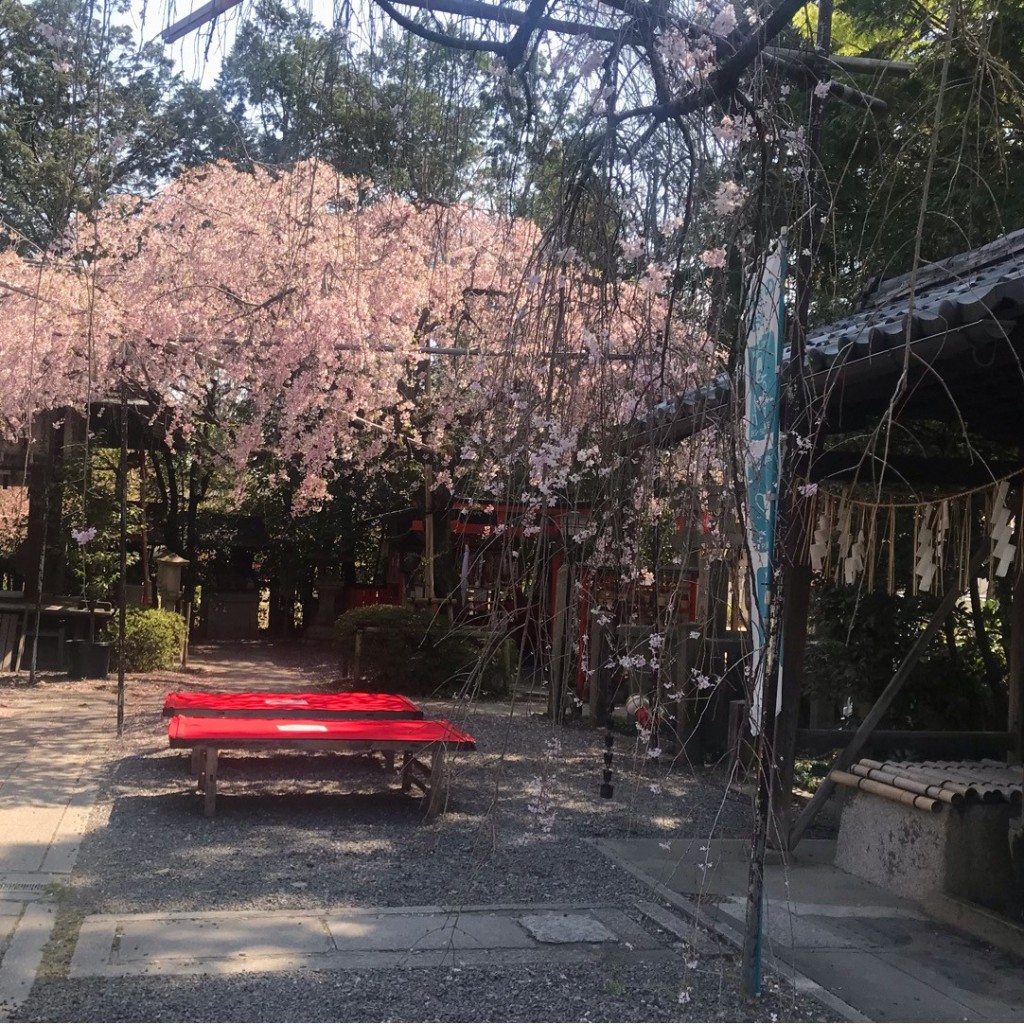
[168,718,474,817]
[187,739,453,819]
[165,692,428,777]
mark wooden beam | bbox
[810,452,1021,489]
[788,544,986,849]
[766,47,915,76]
[161,0,244,43]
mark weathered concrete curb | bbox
[593,838,869,1024]
[0,902,55,1023]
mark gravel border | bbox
[4,646,833,1022]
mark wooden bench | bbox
[163,690,424,720]
[166,715,476,819]
[163,690,426,773]
[163,688,423,720]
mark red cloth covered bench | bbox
[166,715,475,819]
[163,691,423,720]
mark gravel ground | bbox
[5,644,833,1022]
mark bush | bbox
[103,607,186,673]
[335,605,512,696]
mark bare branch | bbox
[767,46,916,76]
[369,0,508,53]
[504,0,552,69]
[611,0,810,124]
[372,0,627,41]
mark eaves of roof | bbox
[629,231,1024,449]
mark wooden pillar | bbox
[548,562,570,722]
[1008,559,1024,762]
[771,496,814,846]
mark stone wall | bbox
[836,790,1016,914]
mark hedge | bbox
[103,607,186,672]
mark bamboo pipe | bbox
[849,763,962,806]
[860,759,973,798]
[860,757,1019,802]
[831,770,941,812]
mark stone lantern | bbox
[155,552,189,611]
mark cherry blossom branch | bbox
[610,0,813,125]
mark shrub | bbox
[335,604,512,696]
[103,607,187,672]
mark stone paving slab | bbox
[0,914,19,946]
[717,896,926,952]
[604,835,1024,1024]
[0,903,55,1022]
[70,904,669,979]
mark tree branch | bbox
[611,0,811,125]
[504,0,551,69]
[398,0,627,41]
[369,0,508,53]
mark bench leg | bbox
[203,748,218,818]
[191,748,201,777]
[400,752,413,792]
[425,745,448,821]
[384,751,396,772]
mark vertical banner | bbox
[744,242,786,734]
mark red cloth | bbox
[167,714,475,749]
[162,691,422,718]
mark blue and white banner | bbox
[744,242,786,734]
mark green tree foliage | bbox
[804,580,1007,730]
[798,0,1024,312]
[0,0,163,248]
[217,0,491,201]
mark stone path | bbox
[69,903,677,978]
[0,692,115,1020]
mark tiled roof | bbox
[632,230,1024,446]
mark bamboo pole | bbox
[849,763,962,805]
[831,770,941,812]
[860,759,972,797]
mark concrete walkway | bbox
[68,903,675,977]
[601,836,1024,1023]
[0,691,115,1020]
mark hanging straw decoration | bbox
[990,480,1016,578]
[866,504,879,592]
[809,468,1024,595]
[914,504,935,593]
[835,493,853,586]
[810,500,831,574]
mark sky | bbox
[121,0,337,86]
